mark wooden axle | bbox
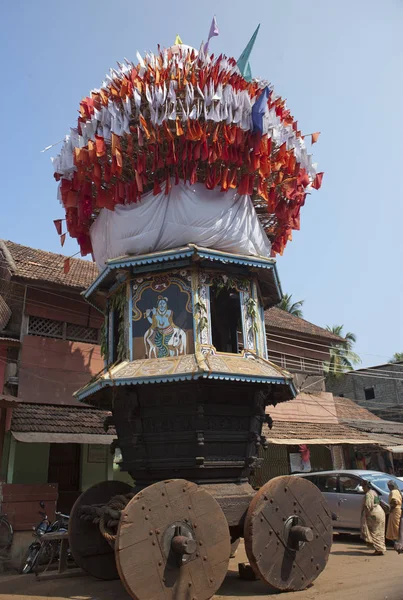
[289,525,314,543]
[171,531,198,557]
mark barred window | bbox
[28,316,99,344]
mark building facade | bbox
[0,240,131,545]
[264,307,342,392]
[326,362,403,421]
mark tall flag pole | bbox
[204,16,219,53]
[237,24,260,82]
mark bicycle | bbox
[0,513,13,550]
[0,513,13,572]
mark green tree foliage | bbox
[324,325,361,378]
[278,294,304,318]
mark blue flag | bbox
[252,86,270,133]
[237,25,260,82]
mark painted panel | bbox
[132,272,194,359]
[193,272,212,347]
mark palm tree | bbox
[324,325,361,378]
[278,294,304,318]
[390,352,403,363]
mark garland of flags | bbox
[52,33,323,258]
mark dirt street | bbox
[0,536,402,600]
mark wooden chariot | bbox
[69,246,332,599]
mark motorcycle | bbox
[20,501,69,574]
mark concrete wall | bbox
[80,443,111,491]
[18,336,104,406]
[327,364,403,415]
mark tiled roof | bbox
[264,306,343,342]
[11,403,115,435]
[263,420,373,444]
[0,240,98,290]
[342,419,403,436]
[333,396,381,422]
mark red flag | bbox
[53,219,62,235]
[60,233,66,247]
[311,132,320,144]
[63,258,70,274]
[312,172,324,190]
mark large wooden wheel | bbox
[244,475,332,591]
[69,480,132,580]
[115,479,231,600]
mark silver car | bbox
[292,470,403,533]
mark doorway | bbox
[48,443,81,513]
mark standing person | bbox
[386,481,402,542]
[360,481,386,555]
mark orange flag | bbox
[311,132,320,144]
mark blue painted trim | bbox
[239,290,248,350]
[195,249,275,270]
[128,283,133,361]
[259,305,269,360]
[206,285,212,345]
[76,372,200,401]
[130,259,191,276]
[85,267,110,298]
[271,263,283,300]
[76,370,296,402]
[108,309,114,365]
[192,283,197,350]
[109,249,194,269]
[84,247,276,298]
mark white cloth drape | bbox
[90,182,271,270]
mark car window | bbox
[302,475,317,485]
[362,474,403,494]
[339,476,364,494]
[316,475,337,493]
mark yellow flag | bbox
[174,34,183,45]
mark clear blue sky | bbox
[1,0,402,365]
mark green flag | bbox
[237,25,260,81]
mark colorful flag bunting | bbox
[204,16,219,53]
[237,24,260,82]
